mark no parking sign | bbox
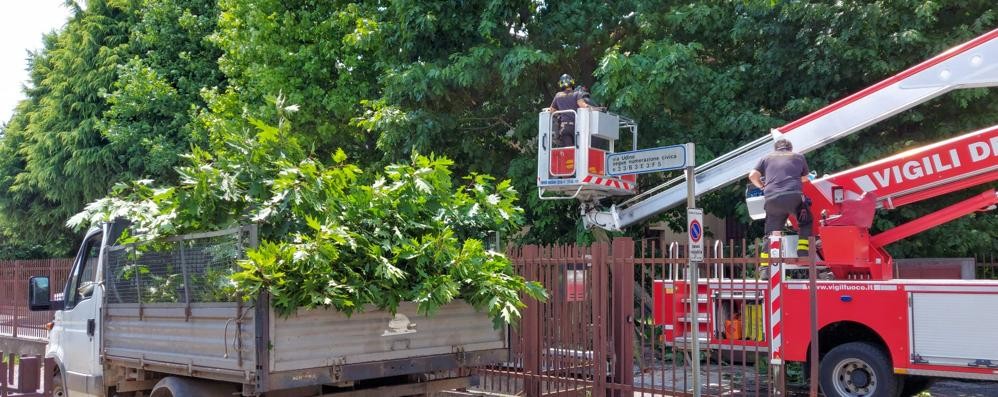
[688,208,704,261]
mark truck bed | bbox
[270,301,505,371]
[104,302,255,378]
[103,298,507,391]
[100,226,508,391]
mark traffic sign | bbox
[688,208,704,261]
[605,143,691,176]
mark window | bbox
[591,136,610,151]
[65,235,101,309]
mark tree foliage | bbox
[210,0,381,161]
[0,0,133,255]
[102,0,225,178]
[593,1,998,256]
[2,0,996,260]
[71,108,546,324]
[0,0,223,257]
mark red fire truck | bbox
[537,28,998,397]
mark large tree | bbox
[0,0,225,257]
[0,0,134,256]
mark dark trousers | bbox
[556,121,575,147]
[763,193,813,238]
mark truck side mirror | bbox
[29,276,54,311]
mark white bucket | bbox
[746,196,766,220]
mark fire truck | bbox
[537,28,998,397]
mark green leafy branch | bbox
[71,105,546,324]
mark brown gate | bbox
[0,258,73,396]
[476,238,788,397]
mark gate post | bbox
[17,356,40,392]
[590,242,609,397]
[521,245,542,397]
[767,235,786,395]
[1,352,8,397]
[610,238,634,396]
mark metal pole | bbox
[808,237,820,397]
[768,235,785,395]
[179,241,192,321]
[685,143,701,397]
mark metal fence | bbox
[476,237,791,397]
[0,258,73,341]
[0,259,72,396]
[977,253,998,280]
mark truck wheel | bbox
[150,377,239,397]
[52,372,65,397]
[819,342,899,397]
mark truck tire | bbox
[819,342,899,397]
[150,377,239,397]
[52,372,65,397]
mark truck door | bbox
[54,229,104,396]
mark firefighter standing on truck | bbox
[548,74,592,147]
[748,139,813,256]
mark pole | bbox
[808,237,819,397]
[685,143,701,397]
[768,235,784,395]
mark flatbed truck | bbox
[26,222,506,396]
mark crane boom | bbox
[808,124,998,212]
[585,28,998,230]
[800,124,998,279]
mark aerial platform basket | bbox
[537,108,639,201]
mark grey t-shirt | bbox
[550,89,587,122]
[754,151,809,198]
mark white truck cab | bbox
[30,223,124,396]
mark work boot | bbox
[758,251,770,279]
